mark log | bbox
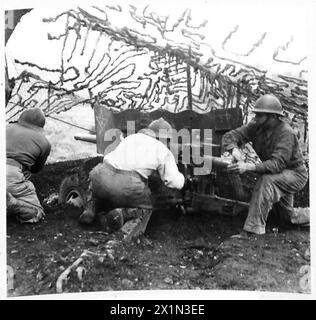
[55,249,111,293]
[121,209,153,242]
[56,252,87,293]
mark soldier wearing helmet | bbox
[6,108,51,224]
[79,117,188,233]
[222,94,308,237]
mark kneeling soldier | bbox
[222,94,308,237]
[79,118,192,233]
[6,108,51,223]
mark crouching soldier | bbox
[222,94,308,237]
[6,108,51,223]
[79,118,191,233]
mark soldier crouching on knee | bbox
[79,117,193,233]
[222,94,308,238]
[6,108,51,223]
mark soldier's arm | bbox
[31,141,51,174]
[158,151,185,190]
[222,120,256,151]
[255,132,294,174]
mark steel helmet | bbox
[18,107,46,128]
[253,94,284,116]
[145,117,173,139]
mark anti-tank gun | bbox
[67,105,250,217]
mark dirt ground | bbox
[7,158,311,296]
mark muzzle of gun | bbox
[202,155,247,201]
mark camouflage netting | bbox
[6,2,308,129]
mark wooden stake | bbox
[186,46,193,110]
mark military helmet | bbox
[253,94,284,116]
[18,107,46,128]
[148,117,173,139]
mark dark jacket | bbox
[6,108,51,173]
[222,119,305,174]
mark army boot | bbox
[99,209,124,233]
[7,192,44,223]
[79,184,96,225]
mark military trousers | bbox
[244,165,308,234]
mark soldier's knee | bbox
[253,175,276,199]
[261,174,273,183]
[257,175,274,188]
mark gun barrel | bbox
[74,134,97,144]
[204,155,232,169]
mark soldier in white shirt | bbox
[79,118,187,232]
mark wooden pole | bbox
[236,80,240,108]
[48,81,51,111]
[186,46,193,110]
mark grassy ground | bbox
[6,158,310,296]
[7,194,310,296]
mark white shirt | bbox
[104,133,185,190]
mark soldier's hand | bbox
[227,162,255,174]
[232,148,243,162]
[182,176,197,191]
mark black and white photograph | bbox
[2,0,315,299]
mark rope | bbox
[47,114,95,133]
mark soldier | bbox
[222,94,308,237]
[79,117,192,232]
[6,108,51,223]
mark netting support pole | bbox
[47,81,51,113]
[186,46,193,110]
[236,80,240,109]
